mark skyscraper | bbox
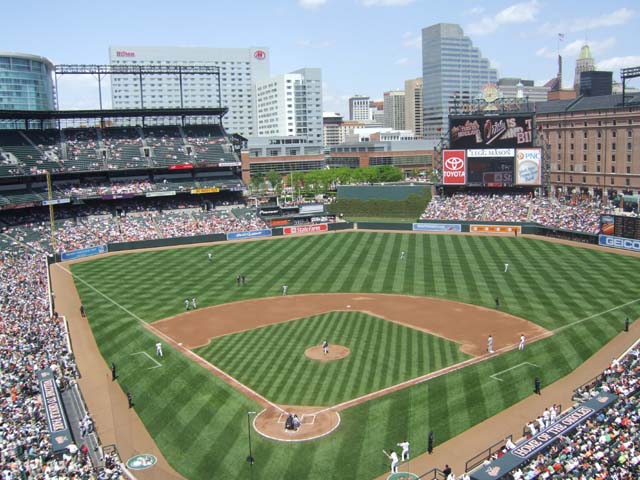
[404,78,423,139]
[421,23,497,140]
[573,44,595,92]
[255,68,323,145]
[383,91,405,130]
[349,95,371,121]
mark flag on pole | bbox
[558,33,565,41]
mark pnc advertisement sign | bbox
[254,50,267,60]
[442,150,466,185]
[515,148,541,185]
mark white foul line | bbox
[490,362,539,382]
[130,351,162,369]
[54,262,283,414]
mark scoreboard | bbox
[601,215,640,240]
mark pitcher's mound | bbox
[305,345,350,362]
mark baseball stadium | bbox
[2,79,640,480]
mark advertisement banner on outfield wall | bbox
[226,229,272,241]
[61,245,108,261]
[283,224,328,235]
[470,392,618,480]
[146,191,176,197]
[412,223,462,232]
[299,204,325,214]
[37,369,73,454]
[442,150,466,185]
[470,225,521,234]
[599,234,640,252]
[515,148,541,185]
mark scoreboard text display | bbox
[600,214,640,240]
[449,114,534,149]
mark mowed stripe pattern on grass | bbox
[69,233,640,480]
[196,311,469,405]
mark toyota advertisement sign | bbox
[442,150,466,185]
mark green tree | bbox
[251,172,265,193]
[266,170,281,192]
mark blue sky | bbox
[4,0,639,114]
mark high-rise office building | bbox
[0,52,56,111]
[497,78,549,103]
[404,78,423,139]
[108,46,270,137]
[421,23,497,140]
[573,44,595,92]
[349,95,371,121]
[255,68,323,145]
[383,91,405,130]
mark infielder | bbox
[207,253,213,262]
[184,299,190,311]
[519,334,526,351]
[322,339,329,355]
[487,335,494,354]
[155,342,163,357]
[397,440,410,461]
[282,284,288,296]
[383,450,399,473]
[192,297,197,309]
[504,263,509,273]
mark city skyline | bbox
[3,0,639,116]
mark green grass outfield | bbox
[195,311,469,405]
[70,232,640,480]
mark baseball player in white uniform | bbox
[519,334,526,351]
[282,284,288,296]
[397,440,410,461]
[207,253,213,262]
[504,263,509,273]
[184,299,190,311]
[384,450,399,473]
[192,297,197,309]
[487,335,494,354]
[156,342,163,357]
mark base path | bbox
[153,293,548,357]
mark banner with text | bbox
[470,225,521,234]
[599,234,640,252]
[413,223,462,232]
[226,229,272,241]
[146,191,176,197]
[442,150,466,185]
[61,244,108,261]
[42,198,71,206]
[283,223,328,235]
[38,369,73,454]
[515,148,541,185]
[191,187,220,194]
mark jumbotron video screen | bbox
[600,214,640,240]
[467,157,514,187]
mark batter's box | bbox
[301,414,316,425]
[277,413,287,424]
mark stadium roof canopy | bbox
[0,107,228,121]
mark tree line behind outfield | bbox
[251,165,405,196]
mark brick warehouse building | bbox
[537,93,640,198]
[241,139,434,183]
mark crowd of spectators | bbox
[0,238,124,478]
[503,345,640,479]
[421,193,611,233]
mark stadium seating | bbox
[142,126,190,167]
[102,127,149,170]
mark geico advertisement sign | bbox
[442,150,466,184]
[599,235,640,252]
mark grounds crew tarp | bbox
[470,391,618,480]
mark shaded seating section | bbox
[63,128,102,172]
[102,127,148,170]
[142,127,189,167]
[183,125,236,165]
[195,171,244,190]
[0,130,47,175]
[22,129,64,173]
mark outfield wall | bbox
[52,221,597,262]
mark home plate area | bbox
[253,406,340,442]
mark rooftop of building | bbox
[535,93,640,114]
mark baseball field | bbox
[67,231,640,479]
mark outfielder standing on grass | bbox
[156,342,163,357]
[383,450,399,473]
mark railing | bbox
[418,467,446,479]
[464,435,513,473]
